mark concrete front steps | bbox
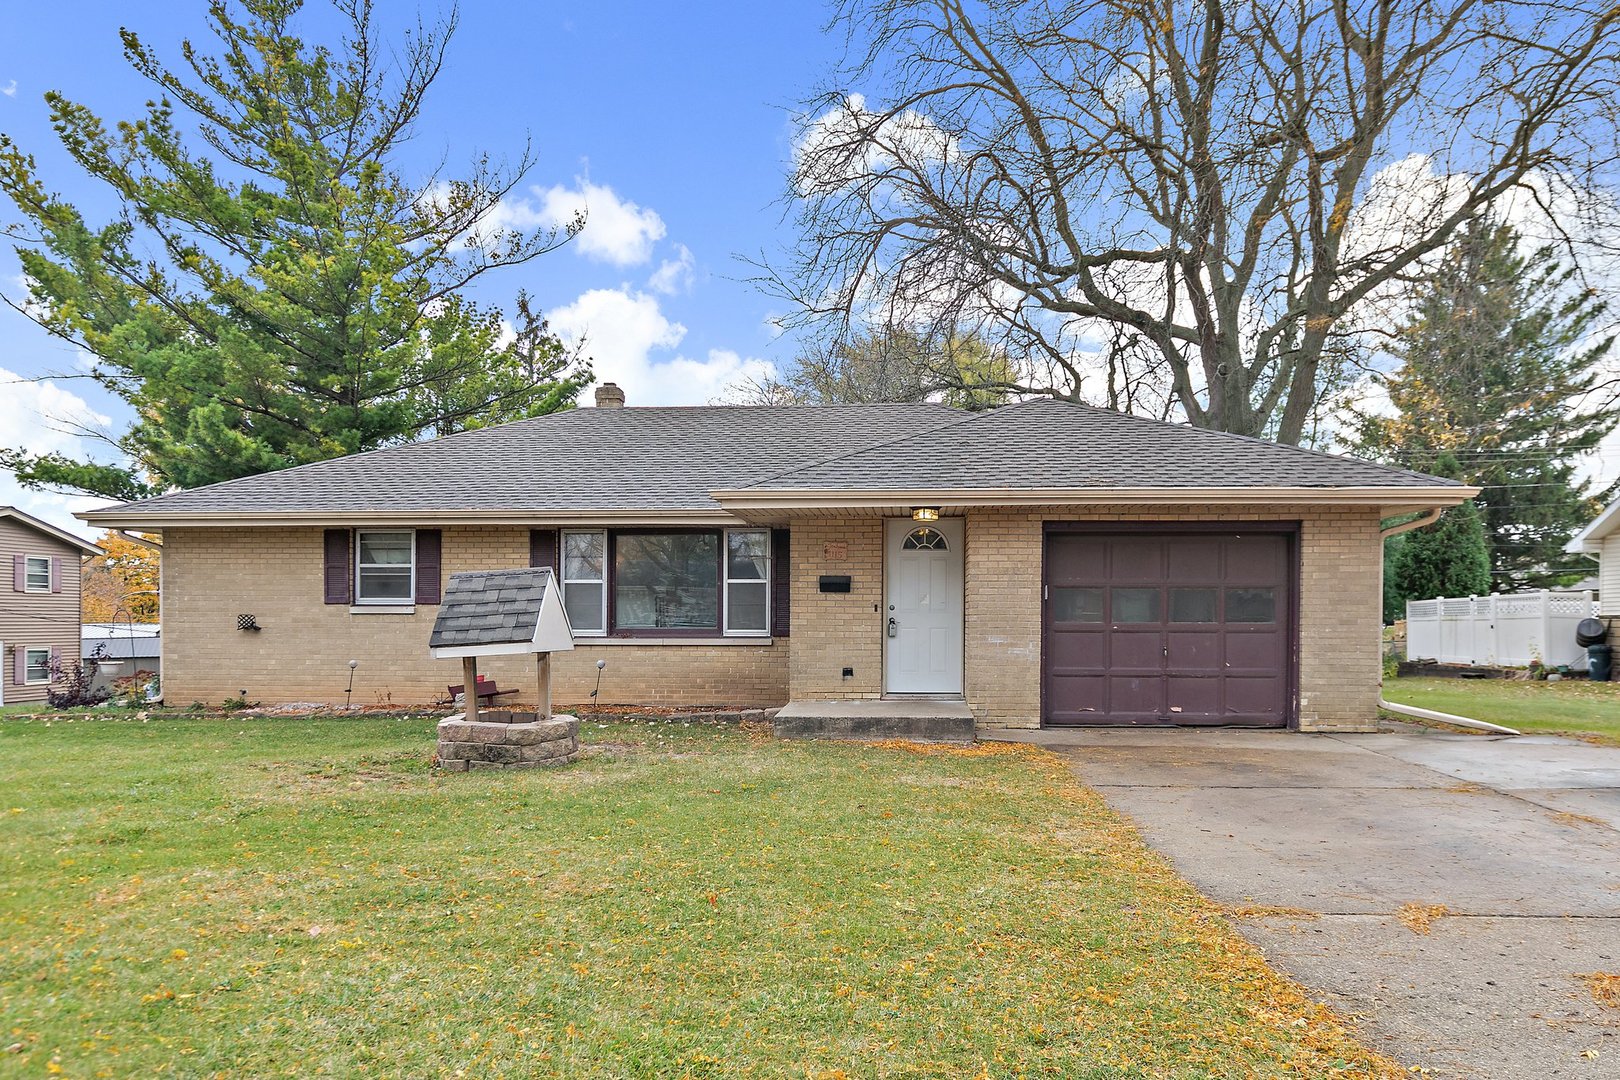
[772,699,976,744]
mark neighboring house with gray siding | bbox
[79,385,1472,733]
[1,507,101,706]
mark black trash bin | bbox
[1589,644,1612,683]
[1576,618,1609,648]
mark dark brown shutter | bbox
[771,528,790,638]
[529,529,558,570]
[323,529,351,605]
[414,529,442,605]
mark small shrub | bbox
[110,670,159,706]
[219,696,260,711]
[47,658,111,709]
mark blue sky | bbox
[0,1,846,536]
[5,2,1619,545]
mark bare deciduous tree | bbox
[769,0,1620,442]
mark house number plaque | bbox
[823,541,848,561]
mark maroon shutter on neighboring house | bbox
[529,529,558,570]
[771,529,790,638]
[414,529,442,605]
[11,554,22,592]
[12,648,24,685]
[50,557,62,593]
[50,647,61,676]
[323,529,351,605]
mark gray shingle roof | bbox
[739,398,1459,491]
[88,404,964,517]
[429,569,550,650]
[84,399,1457,523]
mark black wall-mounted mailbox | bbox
[818,575,852,593]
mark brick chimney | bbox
[594,382,626,408]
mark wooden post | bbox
[462,656,480,723]
[536,652,552,720]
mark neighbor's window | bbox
[724,530,770,635]
[614,532,719,631]
[561,530,607,634]
[24,556,50,592]
[24,648,51,684]
[355,530,414,603]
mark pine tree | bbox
[1351,217,1617,590]
[0,0,589,501]
[1392,500,1493,606]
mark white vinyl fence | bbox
[1405,590,1598,669]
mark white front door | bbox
[884,517,964,695]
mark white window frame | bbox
[561,529,608,636]
[723,529,772,637]
[354,529,416,606]
[23,555,50,593]
[24,647,52,685]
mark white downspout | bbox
[1377,508,1520,737]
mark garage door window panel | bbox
[1169,587,1218,623]
[1111,588,1161,623]
[1226,587,1278,623]
[1052,587,1104,623]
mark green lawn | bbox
[1383,676,1620,743]
[0,713,1394,1079]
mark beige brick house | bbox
[80,387,1471,733]
[2,506,101,706]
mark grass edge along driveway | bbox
[1383,675,1620,745]
[0,714,1400,1078]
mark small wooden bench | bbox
[446,678,521,707]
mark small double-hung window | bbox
[24,556,50,592]
[723,530,770,635]
[354,530,415,603]
[561,530,607,633]
[24,648,52,684]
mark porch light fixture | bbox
[911,506,940,523]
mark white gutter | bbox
[1377,696,1521,736]
[1377,505,1520,736]
[1379,506,1442,539]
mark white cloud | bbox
[0,367,114,540]
[421,178,667,268]
[647,244,695,295]
[1,81,16,98]
[548,288,774,406]
[523,180,666,266]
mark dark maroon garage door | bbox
[1043,529,1294,727]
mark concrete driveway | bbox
[990,725,1620,1079]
